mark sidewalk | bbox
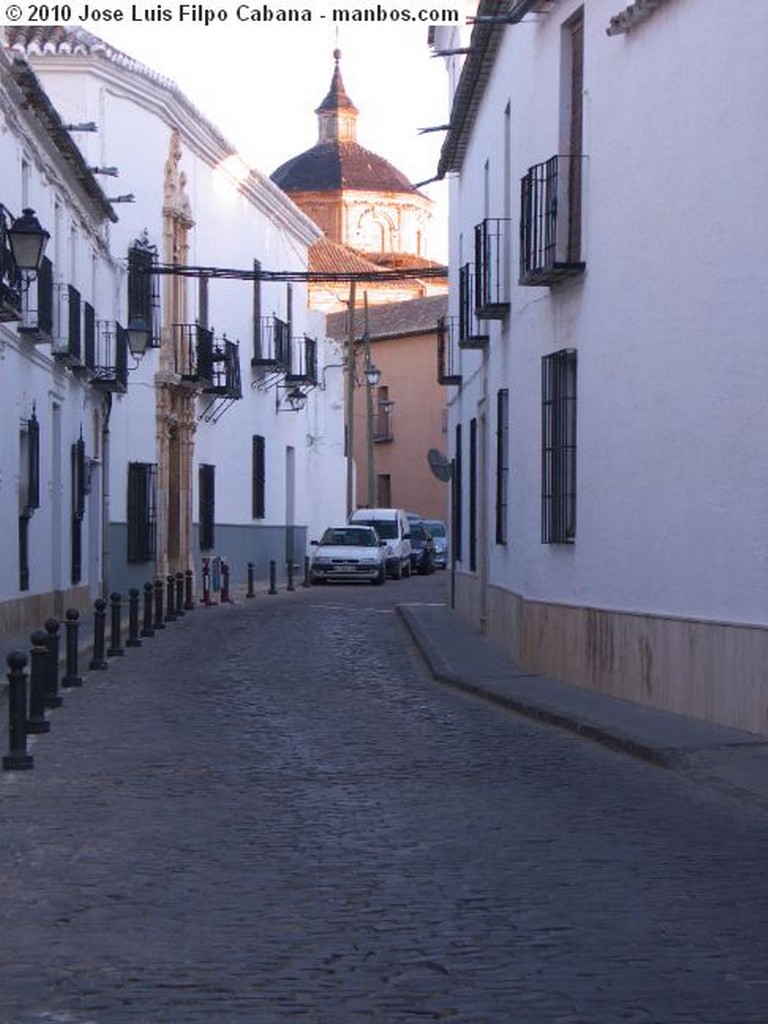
[397,602,768,814]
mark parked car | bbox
[349,508,412,578]
[309,525,387,585]
[408,519,437,575]
[422,518,448,568]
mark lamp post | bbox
[6,207,49,275]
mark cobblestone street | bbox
[1,575,767,1023]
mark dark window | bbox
[199,464,215,551]
[252,435,265,519]
[83,302,95,369]
[127,462,157,563]
[453,423,462,562]
[25,410,40,511]
[251,259,262,363]
[469,418,478,572]
[496,388,509,545]
[68,284,81,362]
[542,349,577,544]
[71,436,86,586]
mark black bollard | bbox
[175,572,185,617]
[126,588,142,648]
[89,598,108,670]
[246,562,255,599]
[27,630,51,735]
[268,560,277,595]
[3,651,33,770]
[62,608,83,688]
[141,582,155,639]
[286,560,295,592]
[153,579,166,631]
[107,592,124,657]
[165,575,177,623]
[43,618,63,709]
[184,568,195,611]
[302,556,311,588]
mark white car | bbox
[310,525,387,585]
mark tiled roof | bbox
[309,237,388,276]
[326,294,449,341]
[271,140,419,195]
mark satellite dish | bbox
[427,448,452,482]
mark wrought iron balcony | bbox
[0,215,22,321]
[204,337,242,399]
[85,320,128,393]
[173,323,214,387]
[253,315,291,371]
[520,154,586,286]
[458,263,489,348]
[437,316,462,386]
[285,336,318,386]
[52,283,82,366]
[18,256,53,341]
[474,218,510,318]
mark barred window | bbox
[496,388,509,545]
[127,462,157,563]
[469,417,478,572]
[542,349,577,544]
[127,237,159,347]
[453,423,462,562]
[252,435,266,519]
[199,464,215,551]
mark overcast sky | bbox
[96,18,451,259]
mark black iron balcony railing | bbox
[86,320,128,393]
[18,255,53,341]
[475,218,510,318]
[0,216,22,322]
[204,337,242,399]
[437,316,462,386]
[254,315,291,371]
[520,154,586,286]
[173,323,214,386]
[52,283,82,365]
[285,336,318,386]
[458,263,489,349]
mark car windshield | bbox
[355,518,396,540]
[410,523,427,541]
[424,520,446,537]
[320,528,377,547]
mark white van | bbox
[349,508,412,579]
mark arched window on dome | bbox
[355,209,394,254]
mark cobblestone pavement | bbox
[1,574,768,1023]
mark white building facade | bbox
[7,29,347,601]
[436,0,768,734]
[0,48,119,635]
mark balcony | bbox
[285,336,318,386]
[458,263,489,349]
[519,154,586,286]
[253,315,291,371]
[437,316,462,386]
[52,283,82,366]
[474,218,510,319]
[173,323,214,387]
[85,320,128,394]
[204,337,242,399]
[17,255,53,341]
[0,221,22,322]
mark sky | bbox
[94,13,454,260]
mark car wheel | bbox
[403,560,412,578]
[372,567,385,585]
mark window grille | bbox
[496,389,509,545]
[469,418,478,572]
[199,464,215,552]
[127,462,157,563]
[541,349,577,544]
[128,237,160,347]
[252,435,266,519]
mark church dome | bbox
[271,140,418,195]
[270,50,419,198]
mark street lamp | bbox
[5,207,50,276]
[126,314,151,357]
